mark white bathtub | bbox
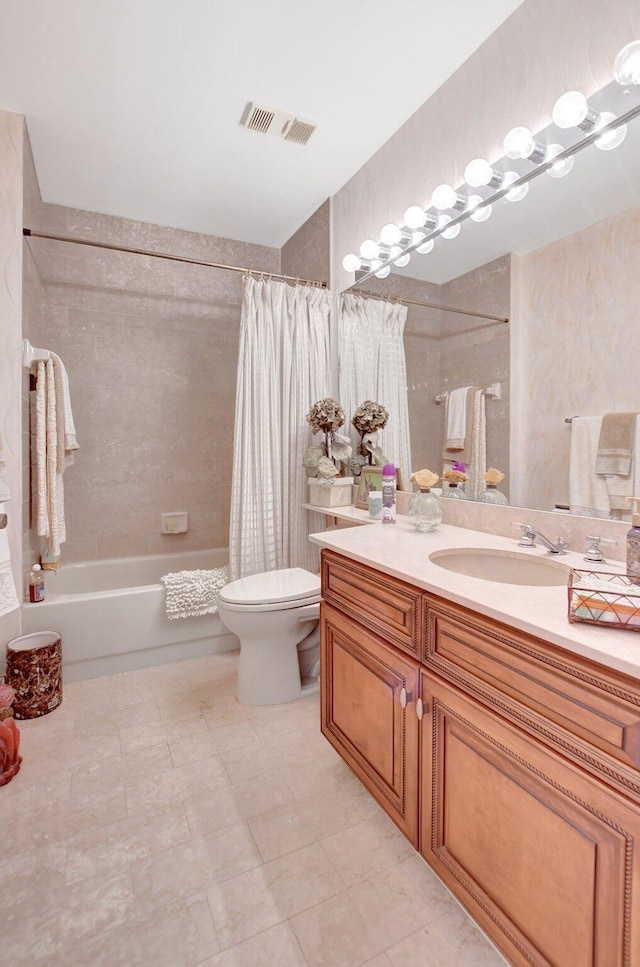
[21,549,238,682]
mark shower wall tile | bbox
[281,200,331,285]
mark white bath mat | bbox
[161,565,229,620]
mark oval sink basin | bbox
[429,548,570,586]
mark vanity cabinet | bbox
[320,549,640,967]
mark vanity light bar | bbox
[344,40,640,283]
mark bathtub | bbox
[21,549,238,682]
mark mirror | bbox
[344,79,640,517]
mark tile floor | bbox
[2,653,507,966]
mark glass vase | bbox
[443,483,467,500]
[408,488,443,532]
[479,483,509,505]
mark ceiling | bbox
[0,0,524,248]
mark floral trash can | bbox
[6,631,63,719]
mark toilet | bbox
[217,568,321,706]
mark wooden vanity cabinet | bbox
[320,550,640,967]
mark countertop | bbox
[309,517,640,681]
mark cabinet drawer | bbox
[321,550,421,657]
[424,597,640,772]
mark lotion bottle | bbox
[28,563,45,603]
[627,498,640,583]
[381,464,397,525]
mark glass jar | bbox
[479,483,509,505]
[443,482,467,500]
[408,488,443,532]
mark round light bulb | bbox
[545,144,574,179]
[342,253,361,273]
[431,184,457,211]
[464,158,493,188]
[503,171,529,202]
[380,223,402,246]
[394,253,411,267]
[468,195,492,222]
[359,239,380,260]
[403,205,427,229]
[552,91,589,129]
[613,40,640,86]
[503,126,535,160]
[438,215,460,239]
[375,264,391,279]
[389,245,402,260]
[370,259,382,273]
[416,236,434,255]
[594,112,627,151]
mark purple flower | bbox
[452,461,466,473]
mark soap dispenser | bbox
[627,498,640,584]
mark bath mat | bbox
[161,565,229,619]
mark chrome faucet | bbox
[517,523,568,555]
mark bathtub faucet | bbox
[517,523,568,555]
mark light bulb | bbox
[503,171,529,202]
[545,144,574,179]
[380,223,402,246]
[375,264,391,279]
[389,245,402,260]
[552,91,589,129]
[503,126,536,160]
[417,239,434,255]
[468,195,492,222]
[594,112,627,151]
[404,205,427,229]
[370,259,382,273]
[431,184,458,210]
[394,253,411,267]
[464,157,498,188]
[438,215,460,239]
[359,239,379,260]
[613,40,640,86]
[342,253,361,272]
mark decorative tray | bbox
[568,569,640,632]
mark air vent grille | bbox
[240,102,317,146]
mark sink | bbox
[429,547,571,586]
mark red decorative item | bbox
[0,717,22,786]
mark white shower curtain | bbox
[338,293,411,487]
[229,277,332,580]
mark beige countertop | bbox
[309,516,640,680]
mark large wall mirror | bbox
[343,77,640,518]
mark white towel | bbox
[161,566,229,620]
[445,387,471,450]
[50,352,79,459]
[0,429,10,502]
[603,416,640,514]
[443,389,486,500]
[0,505,19,617]
[569,416,610,518]
[35,357,75,558]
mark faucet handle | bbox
[515,522,536,547]
[584,535,617,563]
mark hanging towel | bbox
[569,416,610,518]
[0,429,10,502]
[442,388,486,500]
[50,352,79,462]
[161,566,229,620]
[444,386,472,450]
[602,415,640,513]
[595,412,637,476]
[0,508,19,618]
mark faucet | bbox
[517,523,568,555]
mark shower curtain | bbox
[338,293,411,487]
[229,277,332,580]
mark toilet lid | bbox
[219,568,321,606]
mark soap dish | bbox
[568,569,640,632]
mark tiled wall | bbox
[26,205,281,562]
[281,200,330,285]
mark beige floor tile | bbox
[290,890,385,967]
[168,719,257,765]
[202,697,255,730]
[199,921,307,967]
[118,709,210,754]
[278,752,355,801]
[125,754,229,814]
[58,868,136,943]
[320,813,414,887]
[184,773,293,837]
[70,741,173,796]
[0,842,67,908]
[207,841,344,949]
[4,888,61,964]
[221,731,317,785]
[248,785,363,862]
[361,956,393,967]
[131,822,262,915]
[385,905,509,966]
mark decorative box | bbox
[308,477,354,508]
[567,569,640,632]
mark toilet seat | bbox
[219,568,320,609]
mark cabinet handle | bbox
[400,687,412,709]
[416,697,426,720]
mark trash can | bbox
[6,631,63,719]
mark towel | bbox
[442,388,486,500]
[161,566,229,620]
[444,386,472,450]
[0,430,10,502]
[602,416,640,513]
[595,412,637,477]
[50,352,79,461]
[0,506,19,618]
[572,592,640,628]
[569,416,610,518]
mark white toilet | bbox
[217,568,321,706]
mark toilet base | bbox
[235,634,320,706]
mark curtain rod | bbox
[22,229,329,289]
[348,286,508,324]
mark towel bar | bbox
[22,339,50,368]
[435,382,501,404]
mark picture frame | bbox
[355,466,405,510]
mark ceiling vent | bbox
[240,102,317,146]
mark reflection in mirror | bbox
[343,77,640,518]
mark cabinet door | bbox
[321,602,420,845]
[421,672,640,967]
